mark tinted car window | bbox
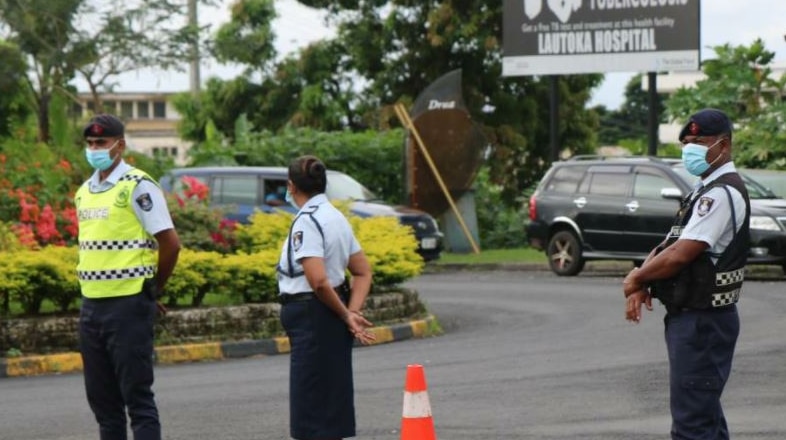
[634,172,675,198]
[544,165,587,194]
[325,172,376,201]
[214,176,258,205]
[586,172,628,196]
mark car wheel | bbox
[547,230,585,276]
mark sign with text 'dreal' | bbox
[502,0,700,76]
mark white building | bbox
[73,92,192,165]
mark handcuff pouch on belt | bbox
[650,250,716,312]
[142,277,161,301]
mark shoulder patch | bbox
[135,193,153,212]
[696,196,714,217]
[292,231,303,252]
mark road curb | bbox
[0,315,439,379]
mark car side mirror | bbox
[660,187,683,200]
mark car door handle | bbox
[573,197,587,208]
[625,200,639,212]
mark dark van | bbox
[159,166,443,261]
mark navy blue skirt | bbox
[280,295,355,439]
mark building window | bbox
[138,101,150,118]
[153,101,166,119]
[121,101,134,119]
[151,146,178,159]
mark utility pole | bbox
[188,0,200,95]
[647,72,658,156]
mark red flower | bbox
[61,206,79,238]
[181,176,210,202]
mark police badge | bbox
[292,231,303,252]
[697,196,714,217]
[135,193,154,212]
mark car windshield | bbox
[325,172,377,201]
[671,163,779,200]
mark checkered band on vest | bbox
[79,239,156,251]
[119,174,146,183]
[711,288,740,307]
[77,265,155,281]
[715,268,745,286]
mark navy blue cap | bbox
[678,108,732,141]
[83,114,125,138]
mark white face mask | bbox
[285,189,300,210]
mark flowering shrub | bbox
[0,147,80,248]
[166,176,238,253]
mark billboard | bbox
[503,0,700,76]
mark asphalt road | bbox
[1,270,786,439]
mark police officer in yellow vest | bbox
[76,114,181,440]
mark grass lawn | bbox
[435,247,547,265]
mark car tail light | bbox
[528,195,537,220]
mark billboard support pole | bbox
[549,76,559,162]
[647,72,658,156]
[394,102,480,254]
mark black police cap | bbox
[83,114,125,138]
[678,108,733,141]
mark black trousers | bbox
[666,305,739,440]
[79,292,160,440]
[280,293,355,440]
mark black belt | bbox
[668,304,737,315]
[279,292,314,304]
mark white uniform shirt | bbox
[87,160,175,235]
[680,162,747,259]
[277,194,362,295]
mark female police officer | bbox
[277,155,375,440]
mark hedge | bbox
[0,205,423,316]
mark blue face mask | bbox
[681,138,723,176]
[85,141,119,171]
[285,190,300,210]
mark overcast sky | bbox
[105,0,786,110]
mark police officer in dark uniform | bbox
[76,114,181,440]
[277,155,375,440]
[623,109,749,440]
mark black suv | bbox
[160,166,444,261]
[526,156,786,276]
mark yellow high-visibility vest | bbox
[75,169,158,298]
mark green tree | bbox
[70,0,202,114]
[316,0,603,201]
[0,0,82,142]
[174,2,360,139]
[666,39,786,168]
[0,0,206,142]
[179,0,602,205]
[0,40,30,138]
[597,74,666,146]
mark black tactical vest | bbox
[651,172,750,312]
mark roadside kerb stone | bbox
[0,315,438,379]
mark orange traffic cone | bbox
[400,364,436,440]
